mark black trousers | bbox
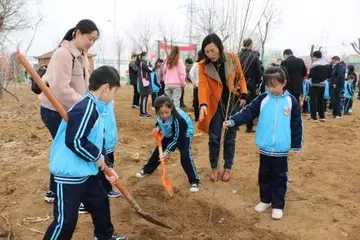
[180,87,185,107]
[132,84,140,107]
[246,90,257,130]
[310,86,325,120]
[331,87,342,117]
[259,154,288,209]
[143,137,199,184]
[209,106,238,170]
[344,98,353,113]
[100,152,114,193]
[193,87,199,121]
[40,107,62,194]
[140,95,149,115]
[44,176,114,240]
[152,92,159,107]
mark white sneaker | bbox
[255,202,271,212]
[272,209,283,220]
[190,183,199,193]
[135,169,147,179]
[320,118,326,122]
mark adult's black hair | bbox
[264,66,287,87]
[331,56,340,61]
[283,49,293,56]
[88,66,120,91]
[201,33,224,64]
[62,19,99,44]
[312,51,322,59]
[136,52,147,67]
[131,53,137,58]
[185,58,194,65]
[197,50,205,62]
[243,38,253,48]
[154,95,180,120]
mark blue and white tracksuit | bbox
[151,72,162,106]
[228,91,303,209]
[142,108,199,184]
[344,81,354,113]
[44,92,114,240]
[303,79,311,113]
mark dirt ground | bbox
[0,84,359,240]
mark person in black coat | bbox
[281,49,307,102]
[129,54,139,108]
[238,39,262,132]
[136,52,153,119]
[308,51,332,122]
[329,56,346,118]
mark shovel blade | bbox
[162,175,174,197]
[135,209,172,229]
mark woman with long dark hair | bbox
[197,33,247,182]
[39,19,99,204]
[136,52,153,118]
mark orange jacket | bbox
[197,53,247,134]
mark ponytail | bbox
[61,27,75,44]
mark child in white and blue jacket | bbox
[302,79,311,114]
[223,66,303,220]
[323,80,330,112]
[344,75,355,115]
[136,95,200,193]
[99,100,121,198]
[44,66,127,240]
[151,58,164,108]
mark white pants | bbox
[165,86,182,108]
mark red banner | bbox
[159,42,196,52]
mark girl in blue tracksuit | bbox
[323,80,330,112]
[100,100,121,198]
[44,66,127,240]
[344,75,355,115]
[151,59,163,108]
[302,79,311,114]
[223,66,303,220]
[136,95,200,192]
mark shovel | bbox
[153,130,174,197]
[16,51,172,230]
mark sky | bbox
[7,0,360,60]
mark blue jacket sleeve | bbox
[290,96,303,152]
[228,95,264,127]
[65,100,101,162]
[165,118,185,153]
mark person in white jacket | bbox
[189,50,205,121]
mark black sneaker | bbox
[94,233,128,240]
[246,128,255,133]
[78,203,88,214]
[44,190,55,203]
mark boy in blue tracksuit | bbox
[323,80,330,112]
[151,59,164,108]
[136,95,200,192]
[224,66,303,220]
[100,100,121,198]
[44,66,127,240]
[344,75,355,115]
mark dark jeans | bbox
[259,154,288,209]
[44,176,114,240]
[331,87,342,117]
[143,137,199,184]
[100,152,114,193]
[40,107,62,193]
[159,82,165,96]
[132,84,140,107]
[193,87,199,121]
[310,86,325,120]
[140,95,149,115]
[209,106,238,170]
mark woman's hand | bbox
[199,106,208,122]
[239,99,246,108]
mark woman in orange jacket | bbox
[197,33,248,182]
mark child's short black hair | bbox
[185,58,194,65]
[88,66,120,91]
[331,56,340,61]
[264,66,287,87]
[312,51,322,59]
[154,95,180,119]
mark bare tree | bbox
[116,37,124,74]
[351,39,360,55]
[257,1,281,62]
[126,15,154,53]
